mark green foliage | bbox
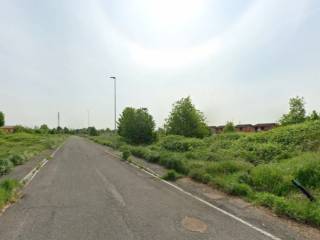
[247,164,293,195]
[88,127,98,136]
[158,152,188,174]
[0,111,4,127]
[205,160,253,175]
[162,170,180,181]
[295,158,320,188]
[0,158,13,175]
[0,132,66,176]
[223,122,236,133]
[160,135,205,152]
[122,149,131,161]
[0,179,20,209]
[118,107,156,144]
[91,121,320,226]
[9,154,25,165]
[280,96,306,125]
[307,110,320,121]
[165,97,210,138]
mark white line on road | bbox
[104,149,282,240]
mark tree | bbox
[164,97,210,138]
[223,122,236,133]
[307,110,320,121]
[0,112,4,127]
[118,107,156,144]
[280,96,306,125]
[88,127,98,136]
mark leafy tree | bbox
[118,107,156,144]
[223,122,236,133]
[63,127,70,134]
[307,110,320,121]
[280,96,306,125]
[0,111,4,127]
[39,124,49,133]
[164,97,210,138]
[88,127,98,136]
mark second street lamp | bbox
[109,76,117,131]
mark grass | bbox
[0,179,21,209]
[0,132,66,176]
[90,120,320,226]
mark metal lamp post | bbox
[109,76,117,131]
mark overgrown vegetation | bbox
[0,179,20,208]
[0,132,66,176]
[91,120,320,226]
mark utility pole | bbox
[109,76,117,131]
[58,112,60,128]
[87,109,90,128]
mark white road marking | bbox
[104,149,282,240]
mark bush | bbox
[164,97,210,138]
[9,154,25,165]
[227,183,253,197]
[248,165,292,196]
[160,135,205,152]
[162,170,180,181]
[0,158,13,175]
[159,152,189,174]
[295,159,320,188]
[122,150,131,161]
[118,107,156,144]
[0,179,20,208]
[189,168,212,184]
[205,160,253,176]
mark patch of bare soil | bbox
[182,216,208,233]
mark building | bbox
[209,123,278,134]
[0,126,15,134]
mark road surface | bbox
[0,136,274,240]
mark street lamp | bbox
[109,76,117,131]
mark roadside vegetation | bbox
[0,129,66,176]
[90,96,320,226]
[0,179,21,208]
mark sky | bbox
[0,0,319,129]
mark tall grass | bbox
[0,133,66,176]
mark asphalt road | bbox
[0,136,274,240]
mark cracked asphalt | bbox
[0,136,273,240]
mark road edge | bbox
[103,148,282,240]
[0,141,65,215]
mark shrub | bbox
[189,168,211,184]
[164,97,210,138]
[118,107,156,144]
[9,154,25,165]
[0,179,20,208]
[160,135,205,152]
[205,160,253,176]
[0,158,13,175]
[162,170,180,181]
[248,165,292,196]
[295,159,320,188]
[227,183,253,197]
[122,150,131,161]
[159,152,189,174]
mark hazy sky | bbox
[1,0,319,129]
